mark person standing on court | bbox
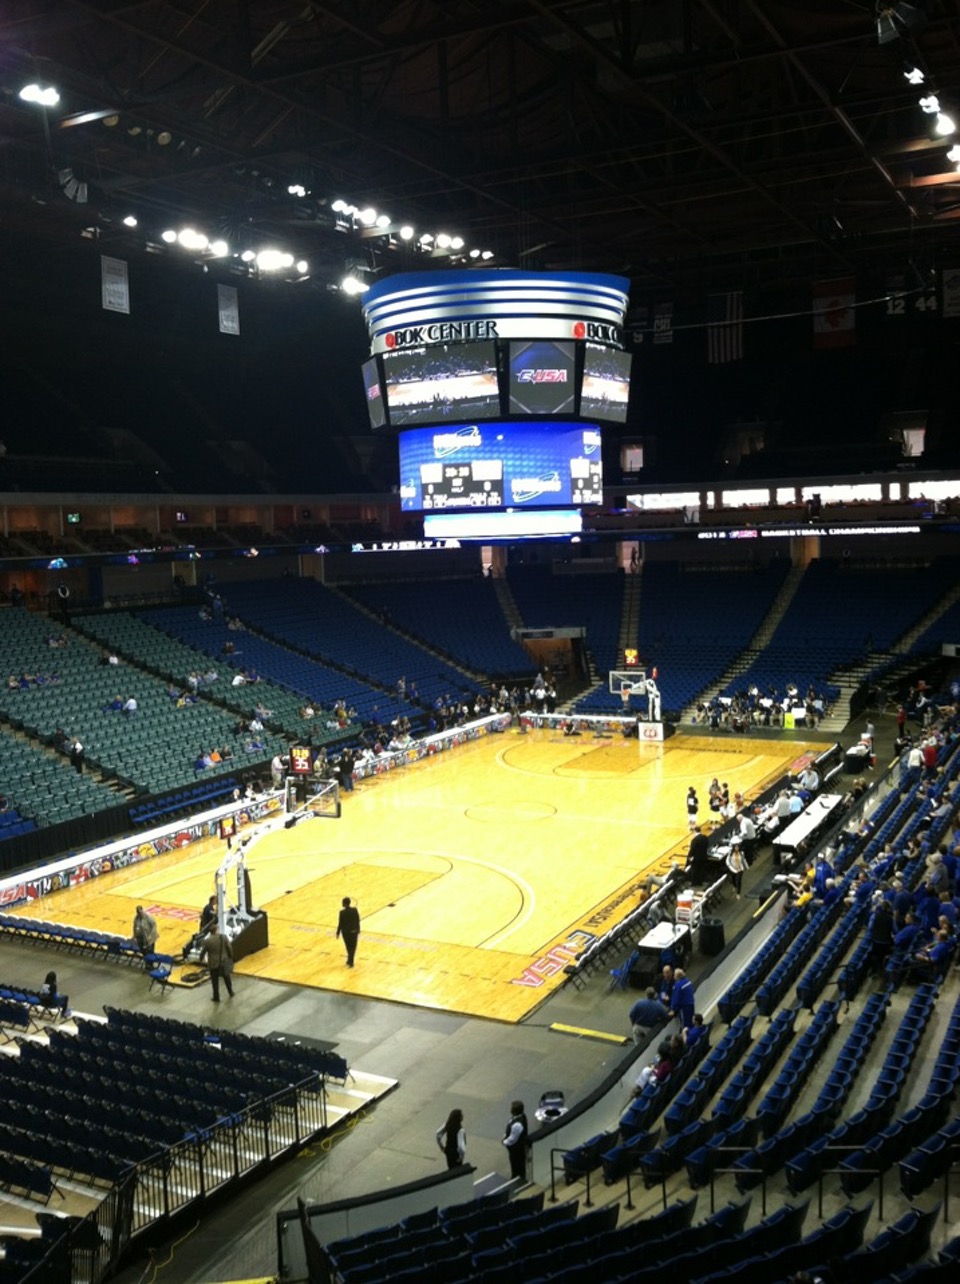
[436,1108,466,1169]
[503,1100,529,1181]
[686,787,699,831]
[132,905,158,958]
[669,968,695,1030]
[199,921,234,1001]
[336,896,360,966]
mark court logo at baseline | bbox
[511,929,596,987]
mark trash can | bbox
[699,917,726,956]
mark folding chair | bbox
[147,955,174,995]
[609,948,640,992]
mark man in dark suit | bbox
[336,896,361,967]
[685,827,711,885]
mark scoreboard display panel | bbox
[580,343,632,423]
[383,341,500,426]
[398,420,602,512]
[507,340,576,415]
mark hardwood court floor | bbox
[24,729,819,1021]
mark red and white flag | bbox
[813,278,855,348]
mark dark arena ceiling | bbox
[3,0,960,295]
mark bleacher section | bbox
[343,578,535,676]
[624,561,792,716]
[0,608,285,822]
[722,557,960,703]
[208,579,482,716]
[73,609,354,747]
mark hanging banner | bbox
[942,268,960,318]
[707,291,743,363]
[101,256,130,314]
[218,283,240,335]
[653,302,674,345]
[813,277,855,348]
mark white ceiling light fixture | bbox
[161,229,177,244]
[341,273,370,295]
[359,207,378,226]
[935,111,956,136]
[209,239,229,257]
[919,94,940,115]
[903,65,925,86]
[122,214,138,228]
[436,233,452,248]
[399,225,415,240]
[20,82,60,107]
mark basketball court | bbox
[14,727,820,1022]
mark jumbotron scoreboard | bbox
[360,270,631,530]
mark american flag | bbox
[707,291,743,364]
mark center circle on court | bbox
[466,801,557,822]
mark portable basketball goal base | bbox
[609,669,667,744]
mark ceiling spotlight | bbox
[122,214,138,228]
[177,228,208,250]
[947,144,960,162]
[419,233,434,246]
[935,112,956,136]
[399,225,414,240]
[157,131,172,146]
[341,273,370,295]
[161,229,177,244]
[903,65,925,86]
[209,239,229,257]
[480,250,494,260]
[436,233,452,248]
[296,260,309,274]
[469,248,481,259]
[919,95,940,115]
[375,213,391,229]
[19,82,60,107]
[287,184,306,197]
[359,207,378,226]
[331,199,348,213]
[450,236,465,250]
[240,249,256,262]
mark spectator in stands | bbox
[668,968,695,1030]
[39,971,69,1017]
[69,736,84,775]
[629,987,669,1043]
[123,694,138,716]
[502,1100,529,1181]
[866,899,895,975]
[893,912,923,953]
[104,693,124,711]
[632,1051,674,1094]
[906,930,955,983]
[132,905,158,957]
[337,748,356,792]
[436,1108,466,1169]
[892,879,913,930]
[684,1013,708,1049]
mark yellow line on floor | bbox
[549,1023,629,1044]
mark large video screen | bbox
[508,340,576,414]
[360,356,386,430]
[398,420,603,511]
[383,342,500,426]
[580,343,632,423]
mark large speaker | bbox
[699,917,726,956]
